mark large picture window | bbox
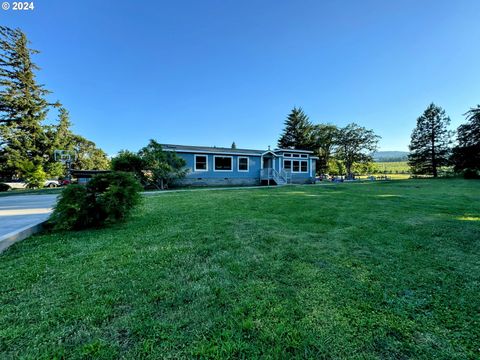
[284,159,308,173]
[238,157,249,171]
[194,155,208,171]
[214,156,232,171]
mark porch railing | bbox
[260,168,290,185]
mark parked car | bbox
[3,180,27,189]
[59,178,71,186]
[44,179,60,188]
[2,179,60,189]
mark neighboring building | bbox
[71,170,111,185]
[162,144,318,186]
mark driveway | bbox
[0,194,57,252]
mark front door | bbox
[263,157,272,169]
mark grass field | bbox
[1,180,479,359]
[374,161,410,174]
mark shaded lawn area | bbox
[1,179,479,359]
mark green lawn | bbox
[374,161,410,174]
[1,180,479,359]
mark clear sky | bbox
[2,0,479,155]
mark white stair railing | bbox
[260,168,290,185]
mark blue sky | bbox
[2,0,479,155]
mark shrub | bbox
[24,164,47,189]
[0,183,11,192]
[49,185,89,230]
[50,172,142,230]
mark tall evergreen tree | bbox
[231,141,237,149]
[278,107,314,150]
[408,103,452,177]
[451,105,480,173]
[0,27,52,178]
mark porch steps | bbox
[260,168,290,186]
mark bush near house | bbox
[0,183,11,192]
[50,171,142,230]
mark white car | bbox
[44,179,60,188]
[3,180,27,189]
[3,179,60,189]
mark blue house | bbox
[162,144,318,186]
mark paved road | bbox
[0,194,57,245]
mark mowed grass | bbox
[374,161,410,173]
[1,180,479,359]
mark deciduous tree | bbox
[138,140,187,190]
[335,123,380,179]
[312,124,339,174]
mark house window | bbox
[238,157,249,171]
[292,154,300,158]
[194,155,208,171]
[301,161,308,172]
[292,161,300,172]
[214,156,233,171]
[285,160,308,173]
[300,154,308,158]
[284,153,292,157]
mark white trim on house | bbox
[194,154,208,172]
[275,148,314,154]
[261,150,278,157]
[213,155,234,172]
[237,156,249,172]
[283,152,309,159]
[164,149,262,157]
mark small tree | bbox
[139,140,187,189]
[24,164,47,188]
[278,107,314,150]
[408,103,452,177]
[231,141,237,149]
[451,105,480,175]
[334,123,380,179]
[111,150,145,182]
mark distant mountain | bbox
[372,151,409,162]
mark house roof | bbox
[161,144,313,156]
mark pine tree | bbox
[451,105,480,173]
[277,107,314,150]
[45,107,73,152]
[231,141,237,149]
[408,103,452,177]
[0,27,52,178]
